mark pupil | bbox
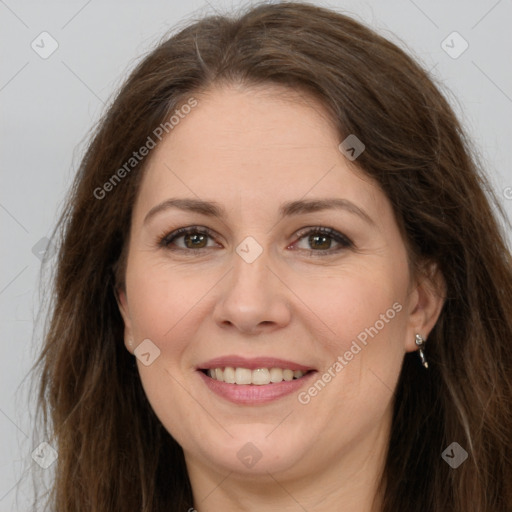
[186,233,207,248]
[310,234,330,250]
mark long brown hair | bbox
[27,2,512,510]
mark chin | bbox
[191,425,310,477]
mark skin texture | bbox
[118,83,445,511]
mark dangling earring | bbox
[415,334,429,369]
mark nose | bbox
[212,246,292,335]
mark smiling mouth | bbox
[200,367,314,385]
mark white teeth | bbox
[283,369,294,381]
[252,368,270,385]
[235,368,252,385]
[223,366,236,384]
[269,367,283,383]
[205,367,307,385]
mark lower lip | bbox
[197,370,317,405]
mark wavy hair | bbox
[28,2,512,511]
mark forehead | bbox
[133,83,384,222]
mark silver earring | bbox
[415,334,429,369]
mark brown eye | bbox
[308,233,332,250]
[159,227,218,251]
[181,232,208,249]
[293,227,353,254]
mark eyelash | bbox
[157,226,353,256]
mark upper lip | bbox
[197,355,316,372]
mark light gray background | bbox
[1,0,511,509]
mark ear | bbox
[404,262,446,352]
[115,286,135,354]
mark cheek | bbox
[125,256,211,344]
[300,264,407,350]
[295,264,408,412]
[124,259,210,439]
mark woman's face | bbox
[118,84,442,484]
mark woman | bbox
[29,2,512,511]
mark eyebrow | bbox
[143,197,375,226]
